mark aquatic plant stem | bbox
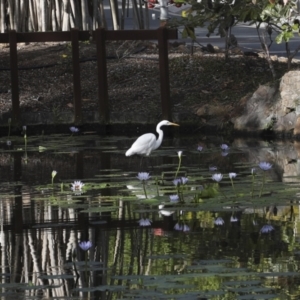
[230,178,237,198]
[155,177,159,196]
[176,185,185,203]
[251,174,255,198]
[85,251,88,284]
[7,119,11,138]
[259,172,266,198]
[24,134,27,151]
[220,190,229,200]
[142,181,148,199]
[175,156,182,179]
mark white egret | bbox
[125,120,179,157]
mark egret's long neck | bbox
[155,125,164,150]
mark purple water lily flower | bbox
[79,241,92,251]
[220,144,229,151]
[260,224,274,234]
[174,223,190,232]
[181,177,188,184]
[70,126,79,133]
[173,177,188,186]
[137,172,151,181]
[259,162,272,171]
[169,194,179,203]
[214,217,225,226]
[138,218,152,226]
[174,223,182,231]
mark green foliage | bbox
[168,0,300,62]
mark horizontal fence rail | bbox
[0,28,178,125]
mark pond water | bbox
[1,131,300,299]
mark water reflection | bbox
[0,135,300,298]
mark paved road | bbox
[104,4,300,59]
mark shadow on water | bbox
[0,133,300,298]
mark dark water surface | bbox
[0,132,299,299]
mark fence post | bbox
[157,27,172,121]
[96,28,109,124]
[9,30,21,125]
[71,28,82,124]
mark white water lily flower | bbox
[212,173,223,182]
[230,216,238,222]
[229,172,237,179]
[258,162,272,171]
[209,166,218,171]
[52,170,57,178]
[71,180,85,191]
[159,205,175,216]
[197,145,203,152]
[177,151,182,158]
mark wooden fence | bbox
[0,28,178,125]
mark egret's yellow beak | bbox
[170,122,179,126]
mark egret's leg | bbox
[139,156,144,169]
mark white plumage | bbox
[125,120,179,157]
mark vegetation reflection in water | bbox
[0,131,300,299]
